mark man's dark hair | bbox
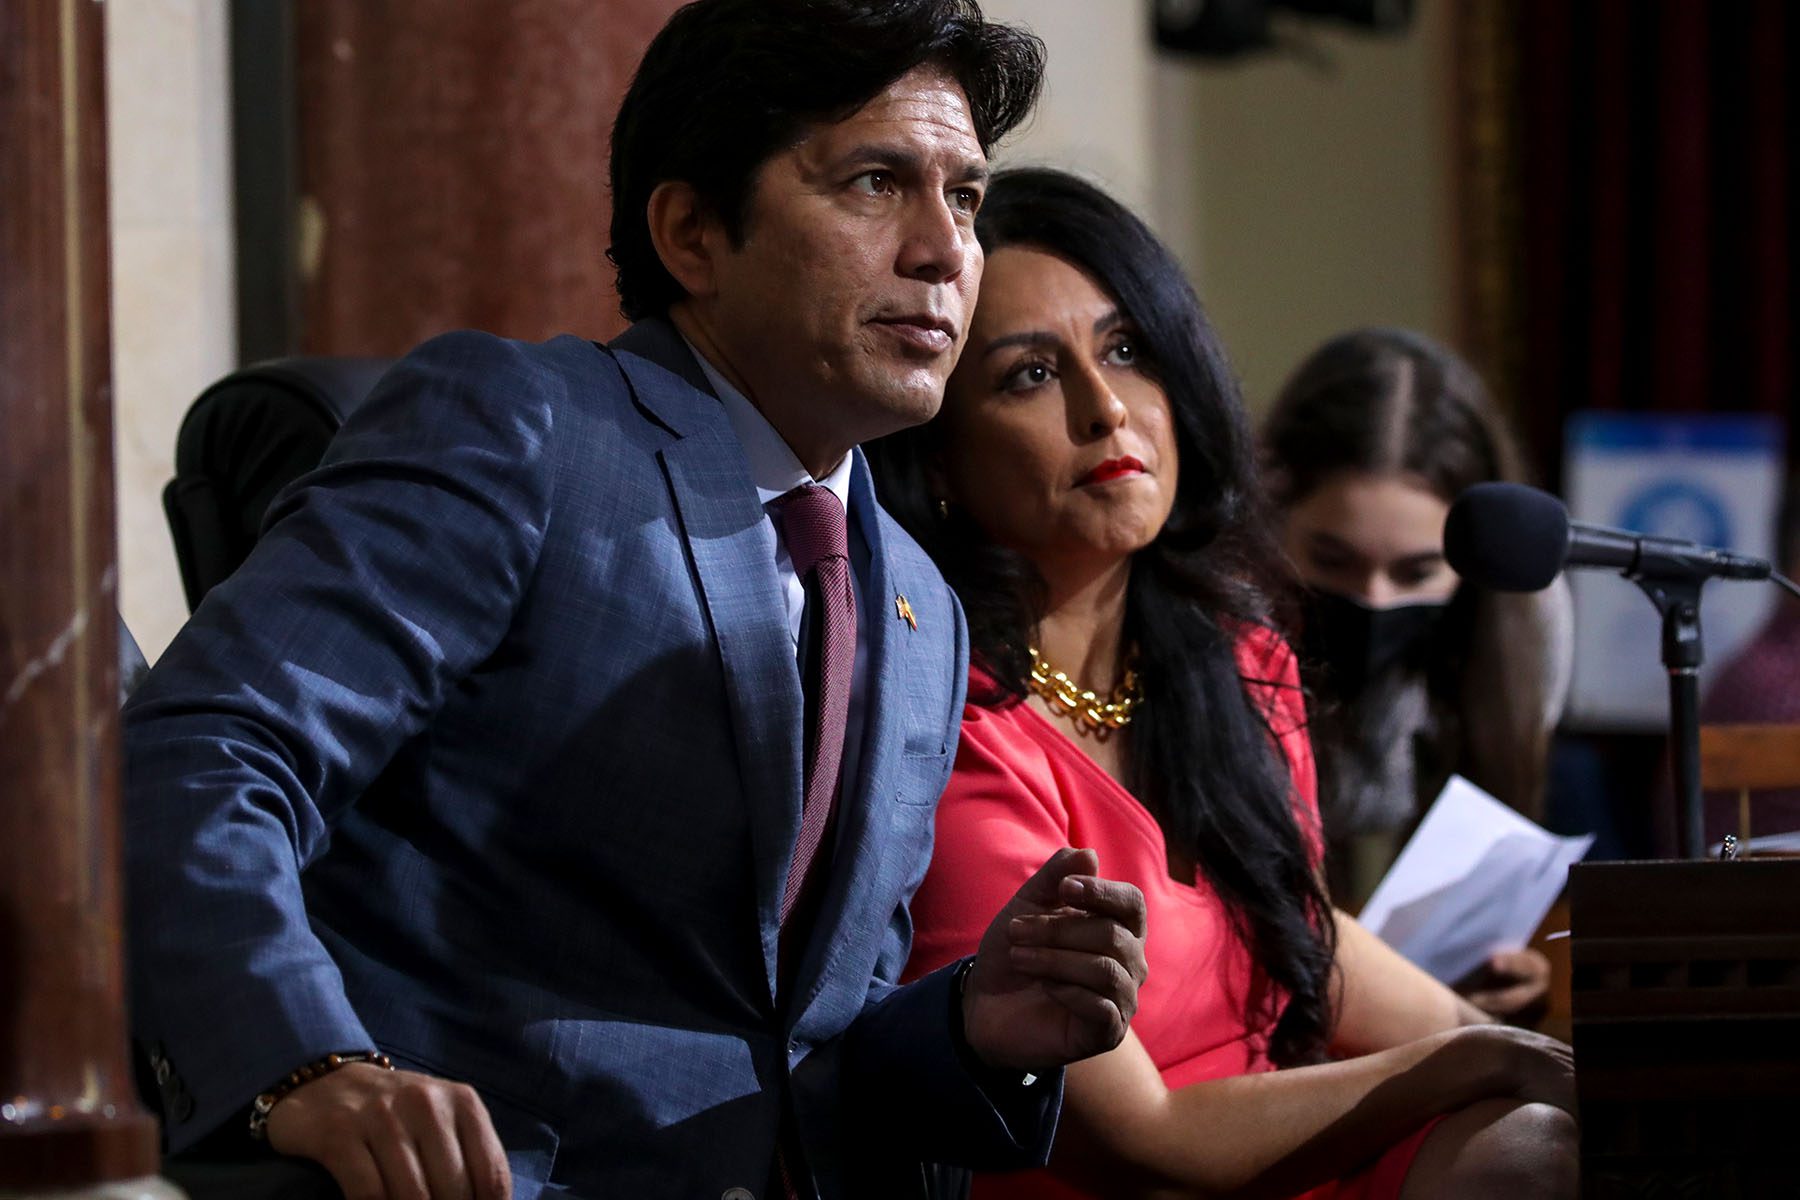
[607,0,1045,320]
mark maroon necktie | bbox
[771,484,855,1200]
[772,484,856,933]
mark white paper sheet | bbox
[1358,775,1595,984]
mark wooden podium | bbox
[1571,859,1800,1198]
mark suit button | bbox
[722,1189,755,1200]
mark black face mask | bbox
[1300,589,1450,699]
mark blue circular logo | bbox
[1618,481,1733,547]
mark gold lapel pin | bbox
[895,594,918,631]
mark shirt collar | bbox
[681,334,854,516]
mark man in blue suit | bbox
[123,2,1149,1197]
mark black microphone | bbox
[1443,482,1772,593]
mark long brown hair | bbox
[1261,327,1556,821]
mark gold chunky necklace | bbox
[1027,646,1143,735]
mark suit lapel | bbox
[610,323,802,1010]
[610,326,929,1020]
[791,451,914,1019]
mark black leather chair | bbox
[163,357,392,613]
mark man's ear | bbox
[645,180,725,301]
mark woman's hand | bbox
[1455,1023,1575,1114]
[1457,947,1552,1024]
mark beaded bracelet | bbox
[247,1050,394,1140]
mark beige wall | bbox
[107,0,237,662]
[981,0,1158,215]
[1160,2,1458,412]
[980,0,1458,415]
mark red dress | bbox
[903,629,1434,1199]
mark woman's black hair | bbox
[608,0,1045,320]
[870,168,1337,1067]
[1261,328,1555,824]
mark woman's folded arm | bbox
[1328,909,1491,1056]
[1048,1019,1569,1200]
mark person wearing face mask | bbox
[1261,328,1574,1020]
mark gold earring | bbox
[936,498,951,519]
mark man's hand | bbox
[961,847,1148,1072]
[265,1062,511,1200]
[1457,947,1552,1024]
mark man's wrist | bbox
[949,958,1040,1092]
[247,1050,393,1140]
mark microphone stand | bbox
[1630,574,1707,859]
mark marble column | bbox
[0,0,173,1193]
[295,0,686,355]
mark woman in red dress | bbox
[871,169,1576,1199]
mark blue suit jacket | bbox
[123,321,1060,1197]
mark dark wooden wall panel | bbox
[0,0,162,1186]
[296,0,686,356]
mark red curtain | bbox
[1510,0,1793,485]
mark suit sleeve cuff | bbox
[947,957,1055,1101]
[844,959,1062,1169]
[138,960,375,1155]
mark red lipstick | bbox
[1079,456,1146,487]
